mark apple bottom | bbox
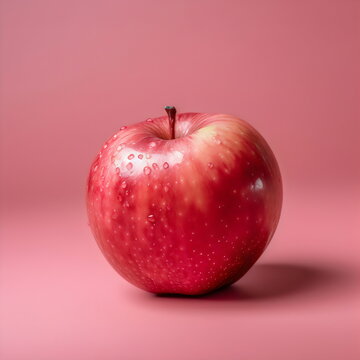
[96,238,266,296]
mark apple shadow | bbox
[154,263,351,302]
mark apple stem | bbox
[165,106,177,139]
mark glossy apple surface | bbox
[87,111,282,295]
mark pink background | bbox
[1,1,359,359]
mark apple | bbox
[87,107,282,295]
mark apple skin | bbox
[87,112,282,295]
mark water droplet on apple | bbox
[254,178,264,190]
[126,163,133,171]
[138,154,144,159]
[149,141,156,148]
[152,163,159,170]
[208,162,214,168]
[144,166,152,175]
[128,154,134,160]
[212,136,222,145]
[103,144,108,149]
[120,126,127,130]
[121,181,127,189]
[93,165,98,172]
[163,162,169,169]
[146,118,153,122]
[147,214,155,223]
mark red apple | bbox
[87,107,282,295]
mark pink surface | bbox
[0,1,359,359]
